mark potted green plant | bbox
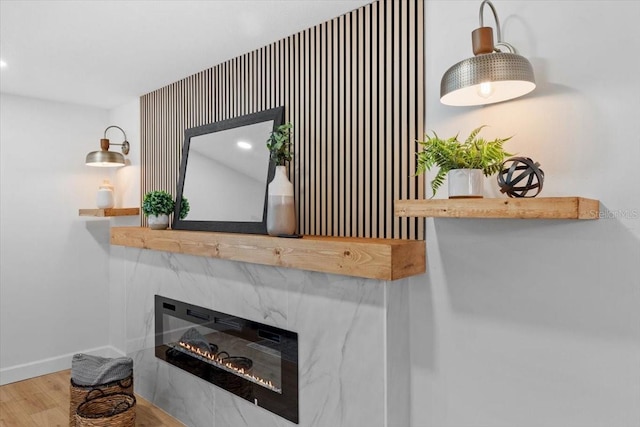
[265,122,296,236]
[416,125,512,198]
[142,190,189,229]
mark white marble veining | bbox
[386,282,412,427]
[289,275,386,427]
[122,247,410,427]
[132,345,215,427]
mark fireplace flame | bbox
[176,341,281,393]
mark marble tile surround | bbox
[117,246,410,427]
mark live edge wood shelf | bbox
[110,227,426,281]
[395,197,599,220]
[79,208,140,217]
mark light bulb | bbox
[237,141,252,150]
[478,82,494,99]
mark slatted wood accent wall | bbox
[141,0,424,240]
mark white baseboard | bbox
[0,345,126,386]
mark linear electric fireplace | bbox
[155,295,299,423]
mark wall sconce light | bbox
[440,0,535,106]
[86,125,130,167]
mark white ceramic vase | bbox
[448,169,484,198]
[148,214,170,230]
[96,180,115,209]
[267,166,296,236]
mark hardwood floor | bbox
[0,370,184,426]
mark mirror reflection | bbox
[183,121,272,222]
[173,106,284,234]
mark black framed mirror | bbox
[172,106,284,234]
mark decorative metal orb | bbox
[497,157,544,198]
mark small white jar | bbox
[96,180,115,208]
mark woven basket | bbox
[69,375,133,427]
[74,393,136,427]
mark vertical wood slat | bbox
[345,12,352,237]
[140,0,425,240]
[338,14,345,237]
[357,7,365,238]
[364,5,371,238]
[419,0,425,239]
[385,0,393,239]
[400,0,408,239]
[317,23,324,236]
[393,0,402,239]
[371,2,379,238]
[331,19,339,237]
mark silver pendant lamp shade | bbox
[86,125,130,167]
[440,0,535,106]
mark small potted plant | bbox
[142,190,189,229]
[265,122,296,236]
[416,125,512,198]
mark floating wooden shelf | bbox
[79,208,140,217]
[395,197,599,220]
[110,227,425,281]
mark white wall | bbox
[107,98,141,355]
[110,99,141,211]
[0,94,117,384]
[410,1,640,426]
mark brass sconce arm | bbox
[101,125,130,155]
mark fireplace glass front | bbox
[155,295,299,423]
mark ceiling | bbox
[0,0,370,109]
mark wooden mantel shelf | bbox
[110,227,425,281]
[79,208,140,217]
[395,197,599,220]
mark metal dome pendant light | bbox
[440,0,535,106]
[86,125,130,167]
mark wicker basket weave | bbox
[74,393,136,427]
[69,375,133,427]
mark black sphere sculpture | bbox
[497,157,544,198]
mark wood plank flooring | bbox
[0,370,184,426]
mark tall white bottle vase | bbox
[267,166,296,236]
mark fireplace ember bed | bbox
[155,295,299,423]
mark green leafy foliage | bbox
[179,197,190,220]
[142,190,190,219]
[266,122,293,166]
[142,191,174,216]
[416,125,512,197]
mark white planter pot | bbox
[148,214,170,230]
[448,169,484,198]
[267,166,296,236]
